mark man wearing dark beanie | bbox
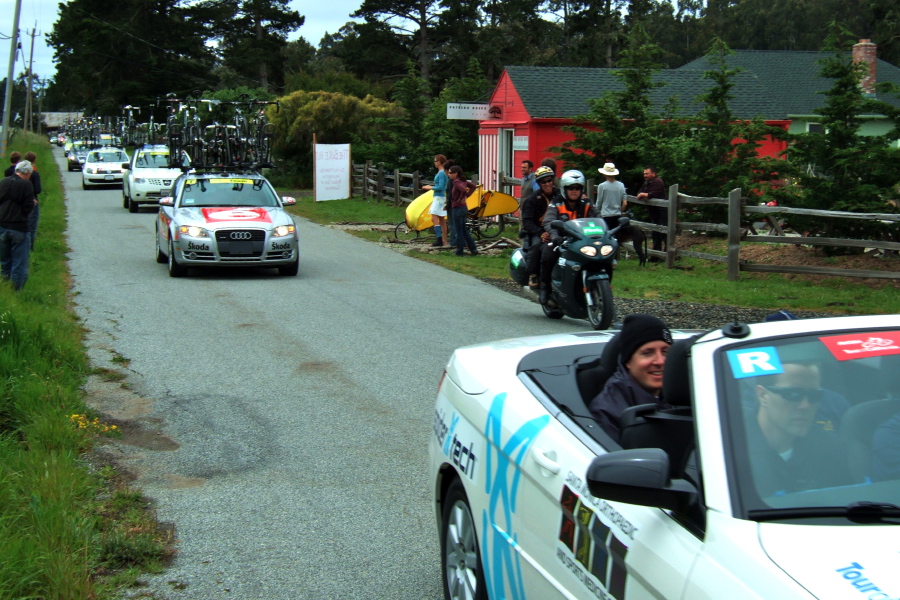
[589,313,673,443]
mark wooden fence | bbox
[501,172,899,281]
[355,161,481,205]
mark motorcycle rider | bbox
[539,169,598,304]
[519,165,560,292]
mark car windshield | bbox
[178,177,278,208]
[136,151,171,168]
[719,329,900,520]
[89,151,127,163]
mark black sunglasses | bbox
[538,178,554,185]
[763,386,825,404]
[566,185,584,191]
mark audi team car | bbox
[81,147,130,190]
[155,170,299,277]
[429,314,900,600]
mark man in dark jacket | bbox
[0,160,36,290]
[589,314,673,443]
[635,165,667,255]
[519,166,559,290]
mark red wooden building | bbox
[478,42,900,195]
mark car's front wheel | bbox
[128,196,139,213]
[123,188,130,209]
[441,479,487,600]
[167,238,186,277]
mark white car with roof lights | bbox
[155,170,299,277]
[122,144,190,213]
[81,147,130,190]
[429,314,900,600]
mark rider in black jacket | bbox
[519,166,560,291]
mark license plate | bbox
[104,175,114,180]
[229,241,252,255]
[160,189,170,196]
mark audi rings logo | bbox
[229,231,252,240]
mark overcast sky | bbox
[0,0,363,85]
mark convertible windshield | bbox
[720,329,900,519]
[178,178,279,208]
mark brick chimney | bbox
[852,39,877,94]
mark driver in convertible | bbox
[747,361,853,496]
[538,169,598,305]
[589,313,673,443]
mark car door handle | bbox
[532,447,560,475]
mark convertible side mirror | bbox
[586,448,697,513]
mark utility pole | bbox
[25,26,38,134]
[25,26,41,131]
[2,0,23,156]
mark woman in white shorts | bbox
[422,154,449,247]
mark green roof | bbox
[504,51,900,121]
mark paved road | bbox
[60,147,588,599]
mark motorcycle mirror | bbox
[550,220,566,232]
[559,214,570,222]
[618,216,630,227]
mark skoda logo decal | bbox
[230,231,252,240]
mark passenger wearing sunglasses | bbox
[747,362,853,496]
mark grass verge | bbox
[0,132,171,599]
[283,193,900,315]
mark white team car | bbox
[155,170,299,277]
[122,144,190,213]
[81,147,130,190]
[429,315,900,600]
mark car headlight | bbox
[85,167,95,174]
[580,246,598,257]
[134,178,146,184]
[272,225,296,238]
[178,225,210,238]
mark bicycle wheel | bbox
[474,215,505,239]
[394,221,422,241]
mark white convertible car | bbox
[429,315,900,600]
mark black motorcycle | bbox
[511,216,627,330]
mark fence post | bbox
[727,188,742,281]
[376,163,385,203]
[363,160,371,199]
[665,184,679,268]
[412,171,420,198]
[586,178,596,202]
[393,169,401,206]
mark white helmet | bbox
[560,169,585,190]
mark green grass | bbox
[0,132,171,599]
[284,193,900,315]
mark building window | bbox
[807,123,824,134]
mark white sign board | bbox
[513,136,529,151]
[446,103,490,120]
[314,143,352,201]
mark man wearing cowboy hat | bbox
[596,162,627,233]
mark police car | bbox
[429,315,900,600]
[155,170,299,277]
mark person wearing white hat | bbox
[596,162,627,233]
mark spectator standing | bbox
[519,160,535,202]
[4,151,21,177]
[447,165,479,256]
[635,165,667,257]
[421,154,449,247]
[23,152,41,250]
[0,160,36,291]
[596,162,627,232]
